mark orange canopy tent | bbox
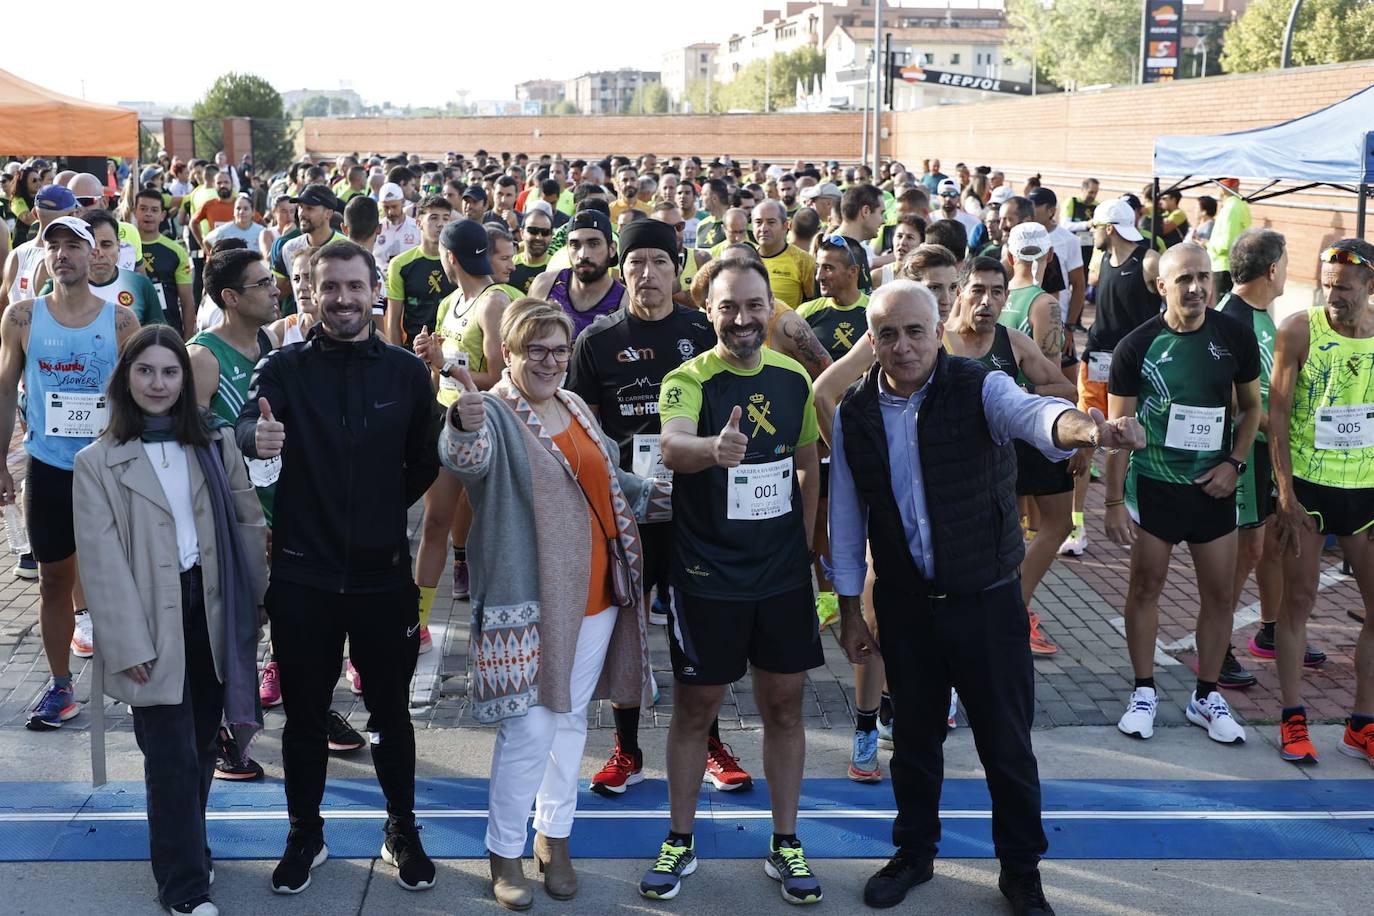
[0,67,138,158]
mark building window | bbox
[923,52,935,65]
[950,53,961,65]
[700,52,710,63]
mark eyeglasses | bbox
[524,344,572,364]
[74,196,100,206]
[523,226,552,237]
[821,234,856,266]
[232,277,277,293]
[1320,246,1370,267]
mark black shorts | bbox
[666,582,823,685]
[1237,439,1275,529]
[639,521,672,595]
[1127,473,1235,545]
[24,456,76,563]
[1014,441,1073,497]
[1293,477,1374,537]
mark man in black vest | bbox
[828,279,1143,914]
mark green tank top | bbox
[1290,306,1374,488]
[973,324,1017,378]
[999,285,1041,336]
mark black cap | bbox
[569,209,613,245]
[618,219,679,266]
[440,219,493,276]
[462,184,487,203]
[1028,187,1058,209]
[289,185,339,209]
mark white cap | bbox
[378,182,405,203]
[766,164,785,180]
[1092,198,1144,242]
[38,215,95,246]
[1007,222,1052,262]
[524,200,553,218]
[989,185,1014,206]
[937,178,960,196]
[801,181,842,201]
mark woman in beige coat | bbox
[73,325,268,916]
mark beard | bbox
[721,323,764,359]
[574,259,610,283]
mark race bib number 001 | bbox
[727,457,793,521]
[632,434,671,480]
[1086,351,1112,383]
[1164,404,1225,452]
[45,391,107,438]
[1315,404,1374,450]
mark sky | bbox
[6,0,1004,109]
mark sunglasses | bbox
[821,234,856,266]
[523,226,552,237]
[1320,246,1370,267]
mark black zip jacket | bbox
[235,325,438,594]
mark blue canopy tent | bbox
[1151,82,1374,236]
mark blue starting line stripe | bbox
[0,779,1370,862]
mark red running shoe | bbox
[703,736,753,791]
[591,738,644,797]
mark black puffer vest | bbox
[838,350,1023,595]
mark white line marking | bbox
[1108,616,1180,667]
[1161,563,1349,653]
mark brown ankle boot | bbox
[533,832,578,899]
[488,852,533,910]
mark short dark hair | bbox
[1002,195,1035,222]
[895,214,927,237]
[343,195,380,242]
[959,255,1009,288]
[572,182,605,207]
[311,239,377,284]
[496,175,518,190]
[1227,229,1286,285]
[1197,195,1217,218]
[204,248,264,308]
[925,219,968,261]
[104,325,209,448]
[133,188,164,210]
[575,197,610,217]
[79,207,120,239]
[703,255,772,303]
[704,178,730,205]
[541,179,562,197]
[387,165,415,185]
[418,194,453,214]
[897,186,929,208]
[840,184,883,221]
[899,243,960,282]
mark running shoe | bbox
[1246,627,1326,667]
[877,717,894,750]
[271,829,327,894]
[417,626,432,655]
[764,837,823,905]
[639,836,697,900]
[26,682,78,730]
[70,612,94,658]
[381,821,436,891]
[1028,610,1058,656]
[1279,711,1319,764]
[1185,691,1246,744]
[999,867,1056,915]
[1117,686,1157,739]
[1340,719,1374,768]
[214,727,264,780]
[1217,646,1257,689]
[649,595,668,627]
[815,591,838,628]
[167,896,218,915]
[848,729,882,783]
[452,559,470,601]
[591,738,644,796]
[947,688,959,729]
[704,736,753,791]
[1057,526,1086,557]
[326,710,366,752]
[13,552,37,580]
[259,661,282,708]
[346,660,362,695]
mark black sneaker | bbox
[381,821,436,891]
[1217,646,1257,690]
[863,848,934,908]
[326,710,366,752]
[214,727,264,781]
[998,868,1055,916]
[271,829,328,894]
[167,895,218,915]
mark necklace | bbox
[159,442,169,468]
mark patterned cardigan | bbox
[439,373,672,724]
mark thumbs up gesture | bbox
[449,364,486,432]
[413,324,439,367]
[255,397,286,458]
[713,405,748,468]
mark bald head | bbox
[1158,242,1209,281]
[1156,242,1212,314]
[66,172,104,199]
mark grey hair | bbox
[870,279,939,327]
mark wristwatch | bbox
[1222,456,1247,474]
[440,360,460,379]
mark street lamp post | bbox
[872,0,883,177]
[1282,0,1305,68]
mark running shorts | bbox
[1127,473,1235,546]
[1292,477,1374,537]
[24,456,76,563]
[666,582,823,685]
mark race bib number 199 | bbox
[45,391,107,438]
[1164,404,1225,452]
[1315,404,1374,450]
[727,457,793,521]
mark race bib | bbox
[727,457,793,521]
[1315,404,1374,450]
[632,434,671,480]
[1164,404,1225,452]
[44,391,107,438]
[438,348,470,392]
[1086,351,1112,383]
[245,456,281,487]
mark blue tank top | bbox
[547,268,625,339]
[23,297,119,470]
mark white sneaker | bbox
[1117,686,1157,739]
[1186,691,1246,744]
[947,688,959,729]
[1058,526,1087,557]
[71,612,94,658]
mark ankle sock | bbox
[52,674,72,690]
[1351,714,1374,731]
[1133,677,1155,691]
[613,706,642,757]
[417,585,436,629]
[855,707,878,734]
[1071,510,1084,529]
[453,546,466,564]
[1281,705,1306,721]
[773,833,799,848]
[668,831,693,847]
[1261,620,1276,639]
[1195,680,1217,701]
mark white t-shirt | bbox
[143,440,200,571]
[1047,224,1084,322]
[950,209,981,239]
[206,221,266,248]
[373,216,421,274]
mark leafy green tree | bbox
[1006,0,1142,88]
[624,82,670,114]
[1222,0,1374,73]
[192,72,295,172]
[297,95,332,117]
[551,99,579,116]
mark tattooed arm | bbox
[115,305,141,348]
[772,307,832,380]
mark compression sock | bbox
[418,585,437,630]
[1134,677,1156,691]
[613,705,642,757]
[855,707,879,734]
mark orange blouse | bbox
[552,422,617,616]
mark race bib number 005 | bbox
[1164,404,1225,452]
[1315,404,1374,450]
[727,457,793,521]
[45,391,107,438]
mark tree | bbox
[624,82,670,114]
[551,99,579,116]
[191,72,295,172]
[1222,0,1374,73]
[297,95,332,117]
[1006,0,1142,88]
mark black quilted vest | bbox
[838,350,1023,595]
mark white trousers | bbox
[485,606,618,858]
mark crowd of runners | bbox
[1,148,1371,916]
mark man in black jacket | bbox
[236,240,439,896]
